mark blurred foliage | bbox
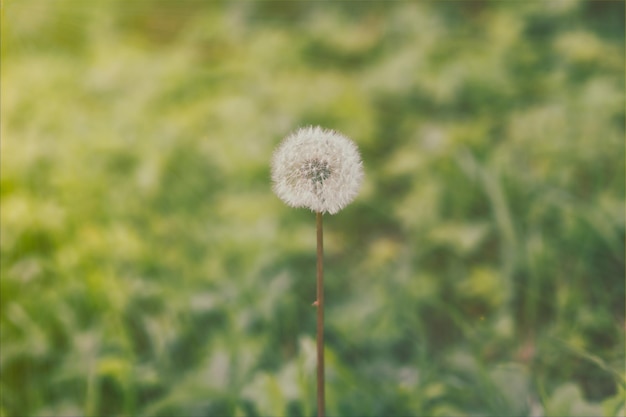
[1,1,625,416]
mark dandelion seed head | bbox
[271,126,364,214]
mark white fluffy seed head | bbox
[271,126,364,215]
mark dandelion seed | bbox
[270,125,363,417]
[271,126,364,214]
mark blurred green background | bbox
[1,1,624,416]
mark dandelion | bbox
[271,126,364,417]
[271,126,364,215]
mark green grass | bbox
[1,1,624,416]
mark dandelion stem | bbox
[316,211,325,417]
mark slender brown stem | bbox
[316,211,325,417]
